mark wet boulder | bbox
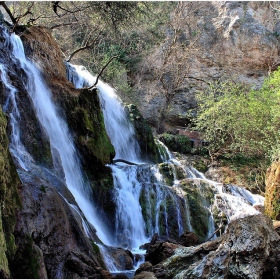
[146,241,183,266]
[177,230,200,247]
[106,247,134,271]
[154,214,280,279]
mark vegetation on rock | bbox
[0,109,21,278]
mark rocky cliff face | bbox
[133,1,280,130]
[0,109,21,279]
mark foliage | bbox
[159,133,192,154]
[194,69,280,161]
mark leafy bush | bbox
[194,69,280,161]
[159,133,192,154]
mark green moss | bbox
[10,235,41,279]
[60,88,115,182]
[0,109,21,277]
[39,185,46,193]
[125,104,161,163]
[159,133,192,154]
[139,187,157,236]
[192,159,208,173]
[158,163,174,185]
[181,180,216,241]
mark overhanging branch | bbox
[88,55,119,89]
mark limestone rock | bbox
[12,173,106,279]
[135,261,154,275]
[133,2,280,131]
[265,161,280,220]
[106,247,134,271]
[155,214,280,279]
[178,230,200,247]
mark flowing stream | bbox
[0,29,265,277]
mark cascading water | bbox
[66,62,265,251]
[1,30,112,246]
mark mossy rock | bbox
[180,179,216,241]
[0,109,21,277]
[124,104,161,163]
[158,163,174,186]
[10,234,41,279]
[159,133,192,154]
[59,88,115,181]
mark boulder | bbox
[134,261,153,275]
[146,242,183,266]
[178,230,200,247]
[106,247,134,271]
[154,214,280,279]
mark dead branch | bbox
[88,55,119,89]
[0,1,17,25]
[205,225,223,242]
[66,33,100,62]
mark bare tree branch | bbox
[0,1,17,25]
[88,55,119,89]
[66,33,100,62]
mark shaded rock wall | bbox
[0,24,115,278]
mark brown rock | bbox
[146,242,183,266]
[178,230,200,247]
[133,271,157,279]
[106,247,134,271]
[13,177,105,279]
[135,262,153,275]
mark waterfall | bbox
[0,27,266,276]
[2,30,112,245]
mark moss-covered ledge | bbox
[59,87,115,179]
[0,109,21,278]
[125,104,161,163]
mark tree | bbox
[194,69,280,161]
[139,2,205,133]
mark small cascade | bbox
[110,164,148,248]
[0,63,34,171]
[65,63,142,162]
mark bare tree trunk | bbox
[88,55,118,89]
[157,94,173,134]
[0,2,17,25]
